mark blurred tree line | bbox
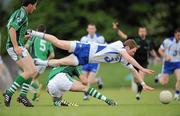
[0,0,179,57]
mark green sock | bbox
[31,81,39,100]
[7,75,26,96]
[31,81,39,90]
[32,93,37,101]
[87,87,107,101]
[20,77,32,97]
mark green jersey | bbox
[47,66,82,83]
[6,7,28,49]
[26,36,54,60]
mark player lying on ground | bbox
[46,65,117,106]
[27,30,155,91]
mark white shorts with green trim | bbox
[34,58,47,74]
[7,47,28,61]
[47,73,74,98]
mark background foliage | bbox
[0,0,179,56]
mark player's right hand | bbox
[143,84,154,91]
[165,55,172,61]
[112,22,119,30]
[14,46,23,56]
[142,68,155,74]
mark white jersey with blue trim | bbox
[160,37,180,62]
[80,34,105,44]
[88,40,133,69]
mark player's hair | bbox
[174,28,180,33]
[37,24,46,32]
[22,0,37,6]
[124,39,138,49]
[88,23,96,27]
[138,24,146,28]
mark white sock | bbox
[35,59,49,66]
[31,30,45,39]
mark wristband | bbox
[141,81,146,86]
[32,30,45,39]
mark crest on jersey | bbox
[17,17,22,23]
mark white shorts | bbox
[35,65,46,74]
[7,47,28,61]
[34,58,47,74]
[47,73,74,98]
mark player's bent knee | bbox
[25,68,36,77]
[161,80,168,85]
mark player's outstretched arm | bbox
[121,50,155,74]
[130,67,154,91]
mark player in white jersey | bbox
[155,28,180,100]
[80,24,105,100]
[28,30,155,91]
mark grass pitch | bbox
[0,88,180,116]
[0,63,179,116]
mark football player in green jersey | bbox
[4,0,37,107]
[46,65,117,107]
[25,24,55,101]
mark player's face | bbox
[28,3,37,14]
[127,47,137,56]
[87,25,96,36]
[175,32,180,41]
[138,28,147,39]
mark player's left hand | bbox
[143,84,154,91]
[142,68,155,74]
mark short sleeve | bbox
[80,36,87,43]
[112,41,126,53]
[74,66,83,77]
[160,39,168,50]
[98,36,105,44]
[9,12,27,31]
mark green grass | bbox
[0,89,180,116]
[0,63,179,116]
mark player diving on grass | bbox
[46,65,117,106]
[27,30,155,91]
